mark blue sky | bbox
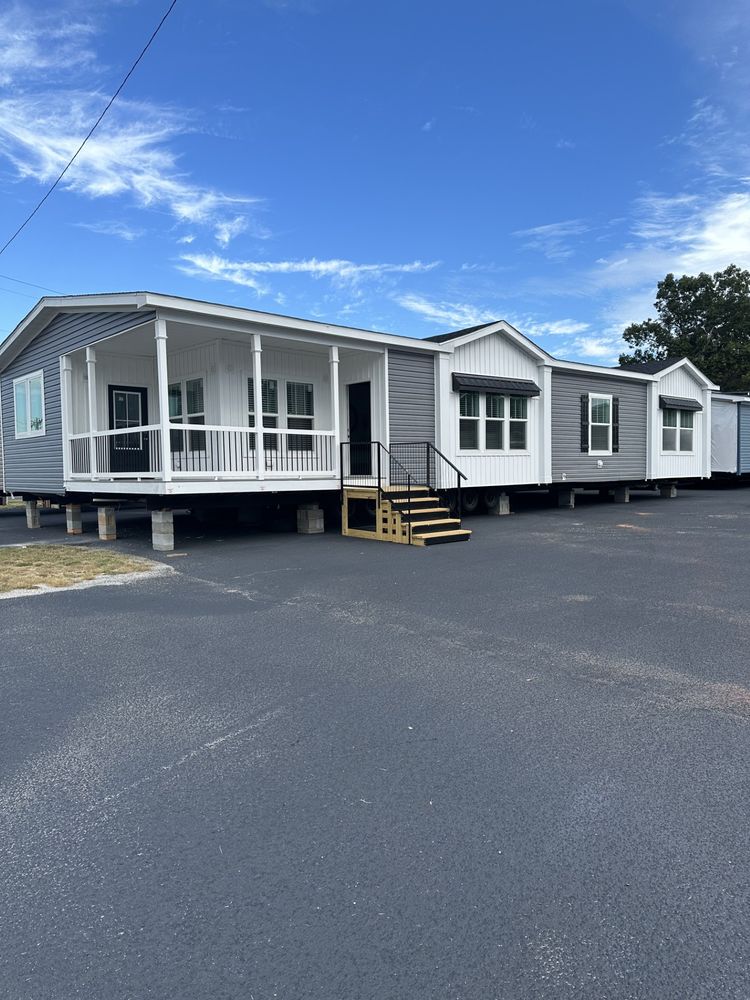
[1,0,750,361]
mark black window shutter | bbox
[580,394,589,452]
[612,396,620,453]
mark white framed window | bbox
[459,391,480,450]
[589,394,612,455]
[248,377,279,450]
[485,394,504,449]
[287,381,314,451]
[169,376,206,450]
[662,408,694,452]
[13,370,45,438]
[509,396,528,450]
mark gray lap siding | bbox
[387,349,436,444]
[551,370,648,482]
[1,311,155,495]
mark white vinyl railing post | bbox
[252,333,264,480]
[329,344,340,476]
[155,317,172,482]
[85,347,98,477]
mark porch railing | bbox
[69,425,162,477]
[68,425,336,479]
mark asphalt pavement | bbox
[1,486,749,1000]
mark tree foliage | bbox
[619,264,750,391]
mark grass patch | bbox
[0,499,26,515]
[0,544,153,594]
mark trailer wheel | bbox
[461,489,479,515]
[483,490,500,514]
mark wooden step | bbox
[381,484,430,495]
[389,495,442,507]
[412,528,472,546]
[398,506,452,520]
[407,518,461,533]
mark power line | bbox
[0,273,63,294]
[0,0,179,261]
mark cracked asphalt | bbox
[1,486,750,1000]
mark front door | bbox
[108,385,149,473]
[347,381,372,475]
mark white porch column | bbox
[252,333,264,480]
[60,355,73,481]
[85,347,98,477]
[329,345,340,475]
[155,318,172,482]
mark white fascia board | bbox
[437,320,553,362]
[549,358,657,381]
[144,293,443,353]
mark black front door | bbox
[347,381,372,475]
[108,385,149,473]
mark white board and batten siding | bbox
[711,396,738,474]
[652,366,710,480]
[551,370,648,483]
[436,333,546,488]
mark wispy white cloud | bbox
[177,234,196,245]
[76,219,143,241]
[178,254,441,292]
[524,318,590,337]
[214,215,248,247]
[513,218,589,261]
[556,138,576,150]
[0,90,261,238]
[568,335,622,362]
[395,294,497,328]
[0,4,263,246]
[421,118,436,132]
[0,4,97,87]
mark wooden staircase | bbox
[341,485,471,546]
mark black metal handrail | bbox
[340,440,467,522]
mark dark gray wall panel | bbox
[740,404,750,474]
[551,370,648,482]
[1,311,155,494]
[388,350,435,444]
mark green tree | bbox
[619,264,750,391]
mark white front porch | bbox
[61,313,388,496]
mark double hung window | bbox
[248,377,279,450]
[14,371,45,438]
[459,391,480,450]
[286,382,314,451]
[169,377,206,450]
[589,394,612,454]
[662,408,694,452]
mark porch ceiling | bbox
[68,319,381,359]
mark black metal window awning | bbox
[452,373,541,396]
[659,394,703,411]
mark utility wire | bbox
[0,0,179,261]
[0,273,62,294]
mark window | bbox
[287,381,314,451]
[459,391,530,452]
[13,371,45,438]
[589,394,612,454]
[509,396,528,450]
[662,408,694,452]
[248,377,279,450]
[459,391,480,449]
[485,394,504,449]
[169,377,205,451]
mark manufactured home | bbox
[0,293,716,549]
[711,392,750,477]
